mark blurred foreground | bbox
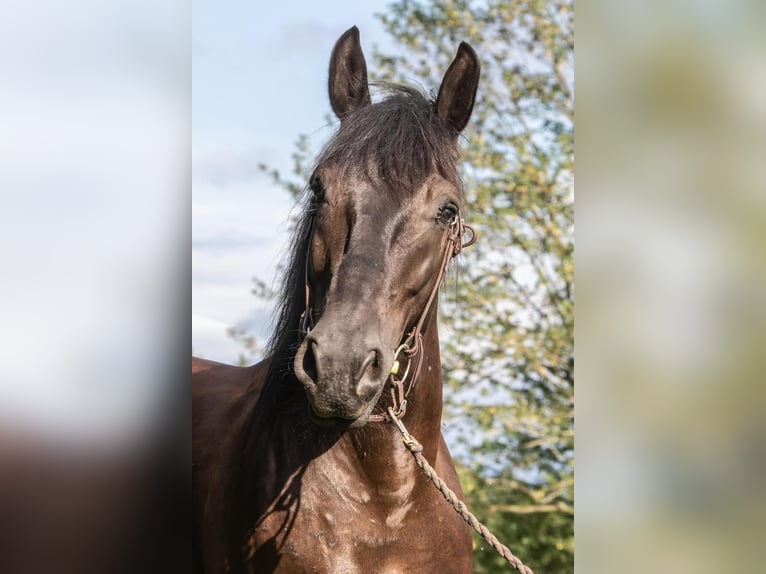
[0,2,189,572]
[578,0,766,572]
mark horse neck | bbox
[338,308,445,482]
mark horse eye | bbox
[437,204,459,224]
[309,177,324,200]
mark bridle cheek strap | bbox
[368,216,476,422]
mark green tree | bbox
[239,1,573,571]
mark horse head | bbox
[293,26,479,429]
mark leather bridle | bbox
[298,211,477,422]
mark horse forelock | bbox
[317,85,463,202]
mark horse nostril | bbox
[299,340,319,387]
[356,350,378,379]
[355,349,383,401]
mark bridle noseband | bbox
[298,211,477,423]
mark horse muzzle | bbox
[293,326,393,428]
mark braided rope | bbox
[387,408,536,574]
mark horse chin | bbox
[306,403,373,430]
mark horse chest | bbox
[258,508,450,574]
[251,469,467,573]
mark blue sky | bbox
[192,1,395,363]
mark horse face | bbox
[294,170,463,427]
[292,27,479,428]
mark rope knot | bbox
[403,436,423,453]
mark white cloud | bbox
[192,174,293,363]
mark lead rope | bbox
[381,221,535,573]
[387,407,536,574]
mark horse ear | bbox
[435,42,480,134]
[328,26,371,120]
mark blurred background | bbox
[578,0,766,572]
[0,1,189,573]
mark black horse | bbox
[193,26,481,573]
